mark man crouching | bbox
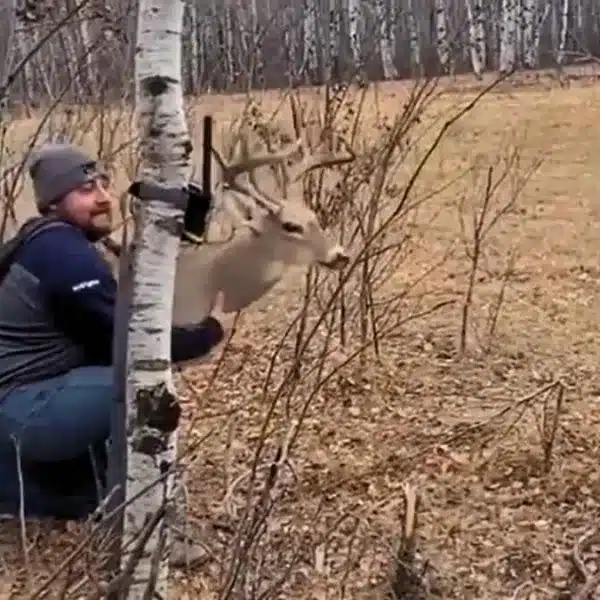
[0,142,231,565]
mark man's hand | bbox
[209,291,236,339]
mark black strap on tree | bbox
[182,115,213,245]
[103,115,215,257]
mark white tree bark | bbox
[224,2,235,87]
[303,0,318,79]
[187,2,200,91]
[13,15,35,103]
[520,0,536,68]
[375,0,397,79]
[465,0,486,78]
[77,9,95,93]
[249,0,263,86]
[283,7,299,81]
[434,0,451,73]
[325,0,340,81]
[499,0,517,72]
[347,0,362,70]
[406,0,422,74]
[0,0,17,111]
[556,0,569,65]
[122,0,191,596]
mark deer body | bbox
[172,200,347,323]
[173,227,286,324]
[108,111,355,326]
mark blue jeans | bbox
[0,366,113,519]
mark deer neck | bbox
[173,223,288,324]
[216,226,284,280]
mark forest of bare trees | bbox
[1,0,600,108]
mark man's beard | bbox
[87,211,113,242]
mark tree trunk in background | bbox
[0,0,17,111]
[303,0,319,83]
[375,0,397,79]
[556,0,570,64]
[406,0,422,76]
[435,0,451,73]
[533,2,551,65]
[499,0,517,72]
[521,0,537,68]
[466,0,486,78]
[121,0,191,596]
[224,2,235,87]
[6,0,600,109]
[348,0,362,73]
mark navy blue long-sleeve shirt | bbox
[0,223,223,386]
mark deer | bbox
[171,122,355,326]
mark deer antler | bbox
[287,94,356,182]
[291,143,356,182]
[212,123,302,215]
[212,113,355,218]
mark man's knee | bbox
[0,367,114,462]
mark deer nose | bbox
[320,248,350,270]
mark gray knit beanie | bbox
[27,143,106,213]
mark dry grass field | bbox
[2,71,600,599]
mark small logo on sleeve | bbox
[72,279,100,292]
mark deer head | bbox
[171,122,354,325]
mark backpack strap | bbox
[0,216,70,282]
[22,216,70,243]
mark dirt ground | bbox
[2,71,600,599]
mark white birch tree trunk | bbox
[465,0,486,78]
[375,0,397,79]
[224,3,235,87]
[326,0,340,81]
[556,0,569,65]
[520,0,536,68]
[0,0,17,112]
[13,16,35,104]
[434,0,451,73]
[348,0,362,70]
[303,0,318,80]
[406,0,422,74]
[283,8,299,81]
[78,11,96,93]
[499,0,517,72]
[188,2,200,92]
[122,0,191,596]
[249,0,263,86]
[514,0,522,57]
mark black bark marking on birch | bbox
[133,430,165,455]
[132,358,170,371]
[155,216,183,237]
[143,326,162,335]
[130,301,155,312]
[159,460,171,475]
[135,383,181,435]
[140,75,176,97]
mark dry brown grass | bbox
[3,74,600,599]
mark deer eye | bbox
[282,221,303,234]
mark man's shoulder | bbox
[16,221,108,276]
[20,220,90,253]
